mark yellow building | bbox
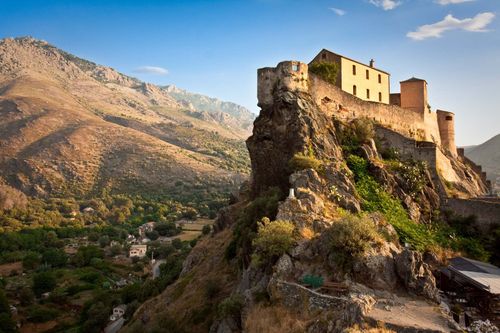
[310,49,390,104]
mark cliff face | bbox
[247,90,343,197]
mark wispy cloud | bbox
[133,66,169,75]
[407,12,495,40]
[329,7,346,16]
[369,0,401,10]
[436,0,475,5]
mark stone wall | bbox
[443,198,500,231]
[310,75,439,143]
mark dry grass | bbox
[244,304,308,333]
[344,324,396,333]
[300,227,316,240]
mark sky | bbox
[0,0,499,146]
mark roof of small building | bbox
[443,257,500,295]
[130,244,147,249]
[314,49,391,75]
[400,77,427,83]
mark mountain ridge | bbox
[465,133,500,193]
[0,36,252,200]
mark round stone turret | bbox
[437,110,457,156]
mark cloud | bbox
[407,12,495,40]
[329,7,346,16]
[436,0,475,4]
[133,66,169,75]
[369,0,401,10]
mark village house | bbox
[137,221,156,238]
[110,304,127,321]
[129,244,147,258]
[439,257,500,327]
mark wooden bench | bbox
[320,281,348,292]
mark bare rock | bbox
[395,249,439,302]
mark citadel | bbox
[256,49,498,226]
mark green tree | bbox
[41,248,67,268]
[33,271,57,297]
[202,225,211,235]
[98,235,110,248]
[22,252,41,270]
[309,61,339,85]
[253,218,296,260]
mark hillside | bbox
[0,37,253,200]
[465,134,500,193]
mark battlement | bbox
[257,61,308,107]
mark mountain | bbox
[465,134,500,193]
[163,85,254,133]
[0,37,252,200]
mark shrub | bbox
[253,218,296,260]
[204,279,221,299]
[327,215,380,268]
[232,187,283,266]
[33,271,57,296]
[288,153,323,172]
[309,61,339,85]
[202,224,211,235]
[217,294,244,319]
[27,305,59,323]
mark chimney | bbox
[369,59,375,68]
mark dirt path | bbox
[367,296,451,332]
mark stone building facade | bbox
[310,49,391,104]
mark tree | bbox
[155,222,180,237]
[73,245,104,267]
[81,302,110,333]
[33,271,57,297]
[146,230,159,241]
[309,61,339,85]
[202,225,211,235]
[0,289,10,314]
[41,248,67,268]
[252,218,296,263]
[0,313,17,333]
[171,238,182,250]
[98,235,110,248]
[22,252,41,270]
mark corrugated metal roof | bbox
[447,257,500,294]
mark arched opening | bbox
[353,85,357,96]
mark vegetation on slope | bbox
[346,154,490,260]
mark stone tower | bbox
[437,110,457,156]
[400,78,429,118]
[257,61,308,107]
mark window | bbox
[378,74,382,84]
[378,92,382,102]
[322,53,327,60]
[353,85,357,96]
[366,89,370,99]
[366,70,369,80]
[352,65,356,75]
[292,64,299,71]
[446,116,453,121]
